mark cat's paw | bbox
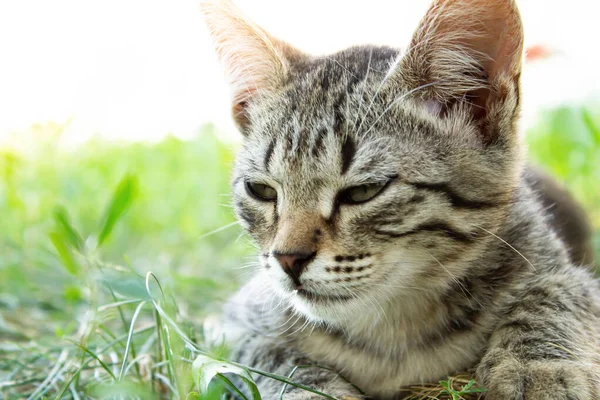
[282,392,367,400]
[477,351,598,400]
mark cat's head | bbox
[203,0,524,324]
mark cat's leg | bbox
[476,268,600,400]
[230,330,365,400]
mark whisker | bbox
[280,312,304,336]
[341,286,380,321]
[354,53,400,135]
[472,224,537,271]
[198,221,239,240]
[359,80,441,138]
[426,251,486,312]
[361,282,431,293]
[365,291,390,327]
[231,262,260,270]
[326,57,358,80]
[288,316,313,336]
[351,48,373,132]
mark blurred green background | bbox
[0,104,599,398]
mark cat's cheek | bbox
[378,246,425,283]
[261,259,295,294]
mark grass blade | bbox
[161,324,180,399]
[52,205,84,251]
[68,340,117,381]
[192,356,260,400]
[26,349,69,400]
[97,174,137,247]
[144,272,338,399]
[49,231,80,275]
[217,373,250,400]
[118,301,146,381]
[108,288,142,379]
[55,326,155,398]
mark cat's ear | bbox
[399,0,524,143]
[201,0,304,133]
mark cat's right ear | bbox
[201,1,303,134]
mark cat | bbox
[201,0,600,399]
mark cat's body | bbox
[202,1,600,399]
[224,173,599,399]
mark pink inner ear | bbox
[400,0,523,106]
[423,98,444,116]
[202,0,306,134]
[201,1,289,101]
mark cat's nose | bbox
[273,251,316,286]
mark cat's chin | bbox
[286,289,364,325]
[294,288,353,303]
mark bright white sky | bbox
[0,0,599,147]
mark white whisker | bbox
[472,224,537,271]
[354,54,399,135]
[351,48,373,133]
[359,80,441,138]
[198,221,239,240]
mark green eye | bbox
[245,181,277,201]
[340,182,387,204]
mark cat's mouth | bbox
[295,288,353,302]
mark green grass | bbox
[0,123,249,399]
[0,103,599,399]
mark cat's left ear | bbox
[397,0,524,144]
[201,0,305,134]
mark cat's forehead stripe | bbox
[264,137,276,172]
[340,136,356,175]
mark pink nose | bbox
[273,251,315,285]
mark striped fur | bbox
[202,0,600,399]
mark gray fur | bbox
[202,0,600,399]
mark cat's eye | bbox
[245,181,277,201]
[339,182,387,205]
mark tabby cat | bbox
[201,0,600,399]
